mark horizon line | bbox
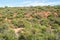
[0,5,60,7]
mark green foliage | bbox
[0,6,60,40]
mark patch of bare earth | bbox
[37,11,51,18]
[24,13,33,20]
[13,28,24,37]
[13,13,17,17]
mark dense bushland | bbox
[0,5,60,40]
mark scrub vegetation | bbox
[0,5,60,40]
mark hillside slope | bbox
[0,6,60,40]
